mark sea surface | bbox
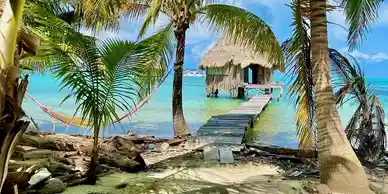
[23,73,388,149]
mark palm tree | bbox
[330,48,386,164]
[310,0,382,192]
[0,0,87,190]
[285,0,382,192]
[0,0,98,190]
[45,26,173,184]
[0,0,35,190]
[77,0,285,139]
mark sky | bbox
[82,0,388,79]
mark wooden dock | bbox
[197,95,272,144]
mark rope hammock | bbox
[25,67,173,128]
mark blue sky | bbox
[83,0,388,79]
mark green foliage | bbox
[340,0,383,50]
[49,30,172,132]
[135,22,176,98]
[284,0,386,158]
[52,37,140,130]
[20,0,85,73]
[329,49,386,162]
[20,0,174,131]
[282,0,316,150]
[74,0,122,31]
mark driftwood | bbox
[245,145,318,158]
[16,133,146,171]
[98,152,144,172]
[18,133,76,151]
[251,150,311,164]
[4,132,149,193]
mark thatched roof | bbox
[198,37,276,70]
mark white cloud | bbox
[370,52,388,62]
[340,48,388,63]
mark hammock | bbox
[26,68,173,128]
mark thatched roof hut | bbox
[198,38,278,98]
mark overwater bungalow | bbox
[198,37,283,98]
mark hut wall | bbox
[205,63,244,96]
[255,65,273,85]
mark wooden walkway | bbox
[196,95,272,144]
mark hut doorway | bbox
[244,64,273,85]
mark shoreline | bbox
[7,131,388,194]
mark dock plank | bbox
[197,95,272,145]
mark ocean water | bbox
[23,73,388,148]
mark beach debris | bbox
[38,178,66,194]
[28,168,51,188]
[160,142,170,151]
[219,147,234,164]
[288,170,303,177]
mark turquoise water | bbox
[23,73,388,148]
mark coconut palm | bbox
[310,0,381,192]
[46,25,173,184]
[285,0,382,192]
[0,0,93,190]
[0,0,37,190]
[0,0,164,188]
[329,48,386,163]
[76,0,285,138]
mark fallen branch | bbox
[245,145,318,158]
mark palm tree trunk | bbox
[172,27,190,138]
[0,0,25,113]
[310,0,372,193]
[0,0,30,192]
[86,122,100,184]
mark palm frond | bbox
[52,36,146,131]
[135,22,176,98]
[346,95,386,162]
[328,48,386,162]
[97,39,142,126]
[138,0,164,38]
[20,0,86,73]
[74,0,123,31]
[329,48,368,107]
[201,4,284,71]
[340,0,383,50]
[283,0,316,150]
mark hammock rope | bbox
[26,67,173,128]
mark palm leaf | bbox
[135,22,176,98]
[328,49,386,162]
[201,4,284,71]
[283,0,316,150]
[340,0,383,50]
[74,0,123,31]
[137,0,163,38]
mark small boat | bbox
[183,70,205,77]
